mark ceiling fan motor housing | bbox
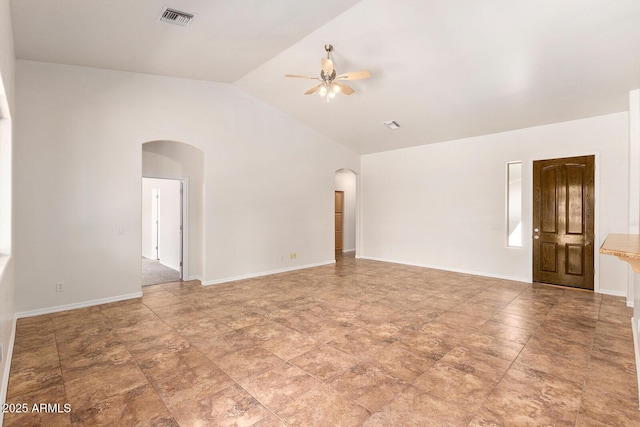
[320,69,337,83]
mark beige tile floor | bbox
[4,254,640,426]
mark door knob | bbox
[534,235,539,239]
[534,228,539,233]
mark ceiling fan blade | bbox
[304,84,322,95]
[335,82,355,95]
[336,70,371,80]
[321,58,334,74]
[285,74,320,79]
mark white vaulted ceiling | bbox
[10,0,640,154]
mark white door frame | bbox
[142,176,189,280]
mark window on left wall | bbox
[0,73,12,257]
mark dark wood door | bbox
[335,191,344,252]
[533,155,595,289]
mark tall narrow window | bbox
[0,74,11,257]
[507,162,522,247]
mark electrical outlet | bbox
[56,282,64,292]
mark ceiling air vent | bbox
[159,7,196,26]
[383,121,400,130]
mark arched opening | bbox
[334,169,358,260]
[141,140,205,285]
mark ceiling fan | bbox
[285,44,371,102]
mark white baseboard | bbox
[597,288,628,297]
[202,261,336,286]
[632,317,640,410]
[16,292,143,319]
[596,288,633,306]
[0,315,17,421]
[359,256,530,283]
[359,256,631,299]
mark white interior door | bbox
[142,178,183,275]
[152,188,159,260]
[157,179,182,273]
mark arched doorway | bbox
[141,140,204,285]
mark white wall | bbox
[334,170,357,252]
[14,60,360,313]
[141,178,181,272]
[0,0,15,411]
[362,112,630,296]
[142,140,205,280]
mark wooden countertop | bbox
[600,234,640,273]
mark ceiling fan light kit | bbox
[285,44,371,102]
